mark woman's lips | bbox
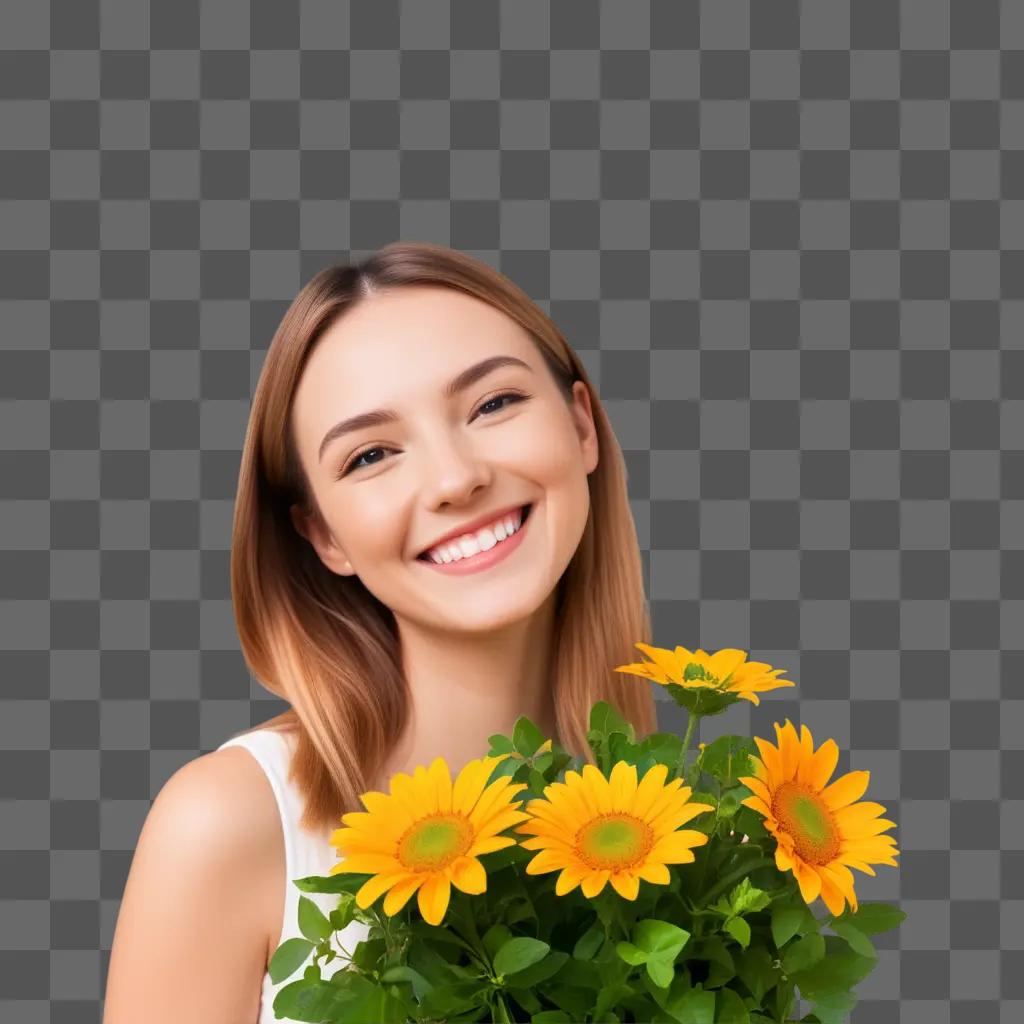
[416,504,532,576]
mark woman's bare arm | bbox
[102,748,282,1024]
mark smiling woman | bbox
[103,241,658,1023]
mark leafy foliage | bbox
[268,708,903,1022]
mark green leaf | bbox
[274,969,409,1022]
[830,919,877,959]
[292,871,366,895]
[493,935,549,978]
[507,985,544,1015]
[573,924,605,960]
[718,786,749,819]
[689,791,719,833]
[771,903,814,949]
[715,986,751,1023]
[789,940,876,1000]
[267,937,314,983]
[482,922,513,961]
[699,735,758,787]
[633,918,690,958]
[513,716,547,757]
[592,979,633,1020]
[616,940,648,966]
[588,700,634,742]
[836,900,906,935]
[646,952,676,988]
[728,877,771,916]
[379,964,434,1001]
[782,932,826,975]
[807,990,858,1024]
[272,978,345,1021]
[529,767,548,793]
[297,895,332,944]
[692,934,737,988]
[724,916,751,950]
[531,1013,573,1024]
[734,945,779,1005]
[635,732,684,771]
[419,979,492,1017]
[328,892,356,932]
[506,950,569,988]
[667,986,717,1024]
[488,733,516,755]
[542,983,594,1019]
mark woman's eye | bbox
[335,446,387,477]
[336,391,528,479]
[475,391,527,418]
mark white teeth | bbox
[424,507,525,564]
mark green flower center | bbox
[575,813,654,871]
[683,662,716,685]
[683,662,734,690]
[398,814,472,872]
[772,782,840,865]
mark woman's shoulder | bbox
[157,737,288,856]
[103,736,288,1020]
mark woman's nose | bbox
[417,433,493,506]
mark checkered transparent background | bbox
[1,1,1022,1021]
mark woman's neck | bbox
[373,591,559,789]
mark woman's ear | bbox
[569,380,600,476]
[289,503,355,576]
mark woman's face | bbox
[289,285,600,636]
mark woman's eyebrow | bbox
[317,354,534,464]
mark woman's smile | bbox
[414,503,535,576]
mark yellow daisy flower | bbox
[328,753,531,926]
[736,720,900,918]
[614,643,794,706]
[513,760,716,901]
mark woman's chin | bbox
[429,588,548,633]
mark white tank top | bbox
[216,728,371,1024]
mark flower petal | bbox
[820,770,870,810]
[632,763,670,819]
[525,848,570,875]
[635,861,671,885]
[417,873,451,926]
[426,757,452,815]
[802,736,839,790]
[555,864,588,895]
[450,856,487,894]
[609,871,640,900]
[381,873,425,915]
[581,764,612,813]
[355,870,408,909]
[792,859,822,905]
[581,869,611,898]
[709,648,748,684]
[753,735,784,780]
[608,760,638,812]
[451,757,496,816]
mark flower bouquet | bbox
[268,645,903,1023]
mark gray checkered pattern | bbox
[0,1,1018,1021]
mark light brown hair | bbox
[229,241,657,834]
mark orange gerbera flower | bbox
[614,644,794,706]
[737,720,900,917]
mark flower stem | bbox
[677,709,699,780]
[700,856,775,907]
[449,892,494,977]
